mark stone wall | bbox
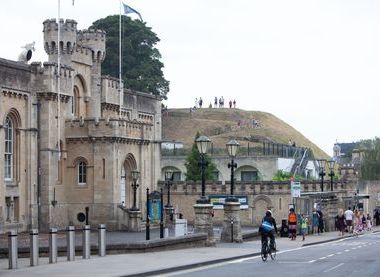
[158,180,355,226]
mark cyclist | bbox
[259,210,278,251]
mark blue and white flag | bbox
[123,3,143,21]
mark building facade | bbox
[0,18,161,233]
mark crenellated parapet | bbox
[65,117,154,143]
[101,75,121,105]
[43,19,77,56]
[30,62,74,101]
[77,29,106,63]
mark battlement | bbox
[78,29,106,42]
[30,62,74,78]
[43,18,77,57]
[43,18,78,32]
[77,28,106,63]
[101,75,121,105]
[65,117,154,143]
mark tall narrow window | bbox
[78,161,87,185]
[73,86,79,117]
[102,158,105,179]
[4,117,13,180]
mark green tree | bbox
[91,15,169,98]
[361,138,380,180]
[185,133,217,181]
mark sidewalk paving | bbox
[2,227,375,277]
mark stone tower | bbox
[77,29,106,118]
[43,19,77,65]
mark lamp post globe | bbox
[130,170,140,211]
[195,136,211,204]
[327,160,336,192]
[226,139,239,202]
[317,159,326,192]
[165,170,174,207]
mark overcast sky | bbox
[1,0,380,155]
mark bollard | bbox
[67,226,75,261]
[231,220,234,243]
[82,225,90,259]
[98,224,106,257]
[30,229,39,266]
[8,230,18,269]
[49,228,57,264]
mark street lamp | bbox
[327,160,336,192]
[196,135,211,204]
[165,170,174,207]
[130,170,140,211]
[317,159,326,192]
[226,139,239,202]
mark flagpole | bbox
[57,0,61,161]
[119,0,122,117]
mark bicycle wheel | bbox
[261,241,268,262]
[270,242,277,260]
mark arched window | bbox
[4,117,13,180]
[73,86,79,117]
[78,161,87,185]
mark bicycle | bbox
[261,235,276,262]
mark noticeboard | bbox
[209,195,248,210]
[291,181,301,198]
[148,190,162,222]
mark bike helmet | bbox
[266,210,272,216]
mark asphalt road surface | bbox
[166,232,380,277]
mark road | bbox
[167,232,380,277]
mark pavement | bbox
[1,227,378,277]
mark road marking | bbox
[327,254,334,257]
[279,261,311,264]
[319,257,327,260]
[344,249,350,252]
[336,252,342,255]
[309,260,316,263]
[324,263,345,273]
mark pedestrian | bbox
[301,214,308,241]
[312,208,319,234]
[317,209,324,233]
[336,209,346,236]
[195,98,198,109]
[219,97,222,108]
[353,210,363,236]
[233,99,236,108]
[199,97,203,108]
[214,97,218,108]
[288,208,297,240]
[374,209,380,226]
[344,207,354,233]
[366,213,372,231]
[229,100,232,108]
[221,96,224,107]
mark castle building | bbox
[0,19,162,233]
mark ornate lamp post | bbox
[317,159,326,192]
[165,170,174,207]
[327,160,336,192]
[130,170,140,211]
[226,139,239,202]
[195,135,211,204]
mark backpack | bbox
[260,220,274,233]
[288,213,297,224]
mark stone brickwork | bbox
[158,180,357,226]
[0,18,161,233]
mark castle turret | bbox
[77,29,106,64]
[43,19,77,65]
[76,29,106,118]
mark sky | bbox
[1,0,380,156]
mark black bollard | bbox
[146,188,150,241]
[160,188,164,238]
